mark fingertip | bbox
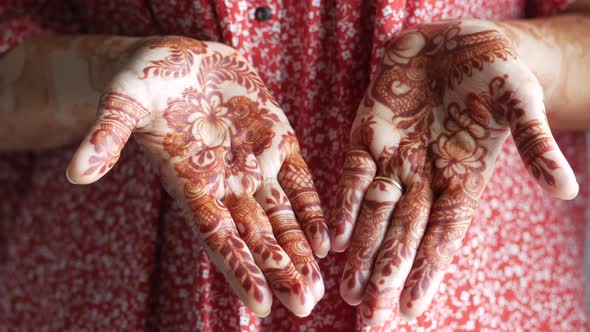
[253,308,272,318]
[65,166,79,185]
[66,147,110,185]
[540,162,579,201]
[314,239,331,258]
[313,282,325,305]
[398,310,416,322]
[329,224,352,253]
[284,288,316,318]
[398,290,427,321]
[330,239,350,253]
[65,149,100,185]
[293,307,313,318]
[240,288,273,319]
[315,251,327,259]
[559,180,579,200]
[359,304,392,326]
[340,283,363,306]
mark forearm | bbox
[0,33,140,151]
[496,14,590,129]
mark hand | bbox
[66,37,330,317]
[329,20,578,324]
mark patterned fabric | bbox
[0,0,587,331]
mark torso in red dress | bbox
[0,0,587,331]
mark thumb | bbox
[508,77,578,200]
[66,90,150,184]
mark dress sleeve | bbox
[526,0,575,17]
[0,1,81,56]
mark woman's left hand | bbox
[329,20,578,324]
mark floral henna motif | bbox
[84,91,149,176]
[162,85,278,196]
[140,37,208,79]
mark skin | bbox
[330,15,590,324]
[1,35,330,317]
[1,8,590,325]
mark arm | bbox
[0,34,140,150]
[497,14,590,129]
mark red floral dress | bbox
[0,0,587,331]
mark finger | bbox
[256,181,325,304]
[503,74,578,199]
[225,194,316,317]
[185,190,273,317]
[359,179,432,325]
[339,178,402,306]
[278,151,330,258]
[398,179,480,319]
[330,149,377,252]
[66,91,150,184]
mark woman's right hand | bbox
[65,36,330,317]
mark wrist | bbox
[495,15,590,128]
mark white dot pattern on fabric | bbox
[0,0,586,331]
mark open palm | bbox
[329,21,578,324]
[66,37,329,317]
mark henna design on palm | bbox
[330,21,578,324]
[66,38,329,317]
